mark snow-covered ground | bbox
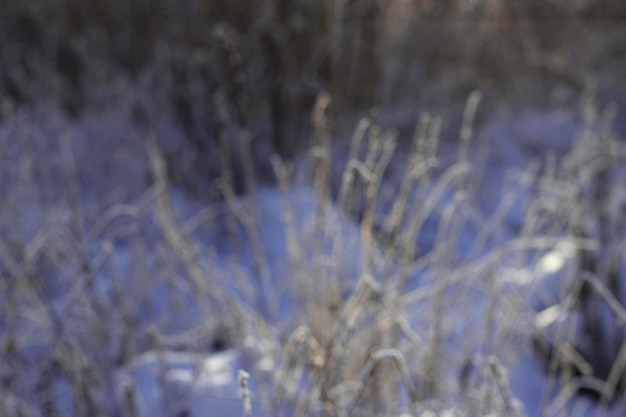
[1,99,626,417]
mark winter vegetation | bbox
[2,1,626,417]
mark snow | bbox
[2,100,626,417]
[114,349,256,417]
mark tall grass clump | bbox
[2,84,626,416]
[3,79,626,417]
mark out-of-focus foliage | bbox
[1,0,626,190]
[3,1,625,114]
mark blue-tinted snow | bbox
[2,102,626,417]
[115,349,263,417]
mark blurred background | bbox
[2,0,626,191]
